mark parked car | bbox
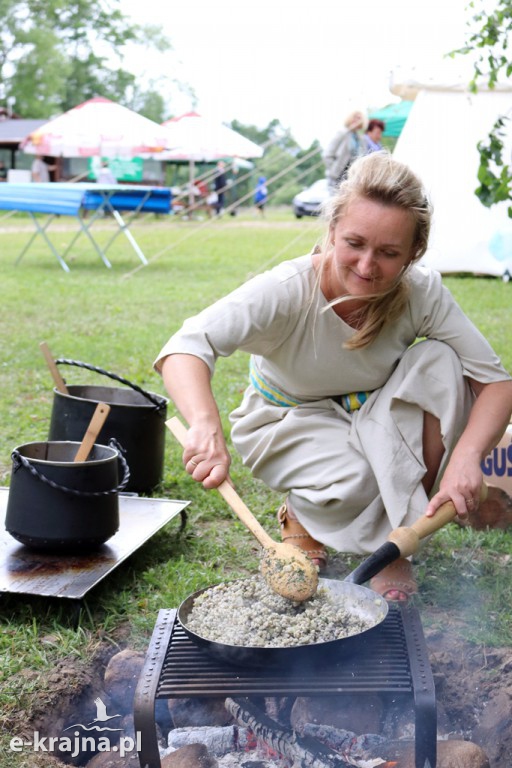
[292,178,330,218]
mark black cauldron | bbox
[48,360,168,494]
[5,440,129,552]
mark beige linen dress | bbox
[155,254,511,554]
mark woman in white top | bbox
[155,152,512,601]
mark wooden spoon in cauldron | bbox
[166,416,319,602]
[74,402,111,463]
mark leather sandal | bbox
[369,558,417,602]
[277,502,328,570]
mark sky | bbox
[119,0,477,149]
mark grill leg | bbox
[133,609,177,768]
[401,605,437,768]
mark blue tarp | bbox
[0,183,172,271]
[0,182,172,215]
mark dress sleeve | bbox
[411,268,511,383]
[153,266,303,374]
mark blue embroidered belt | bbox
[334,391,370,412]
[249,359,370,413]
[249,359,302,407]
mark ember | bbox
[134,604,438,768]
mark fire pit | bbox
[134,601,436,768]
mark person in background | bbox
[227,163,240,216]
[96,160,116,184]
[254,175,268,216]
[323,111,366,194]
[0,160,7,181]
[31,154,56,182]
[154,151,512,603]
[363,119,385,153]
[213,161,227,216]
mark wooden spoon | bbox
[40,341,69,394]
[74,402,111,463]
[166,416,319,602]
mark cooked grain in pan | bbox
[184,576,383,647]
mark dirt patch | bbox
[425,620,512,766]
[5,612,510,768]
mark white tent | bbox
[392,74,512,279]
[157,112,264,209]
[159,112,263,161]
[21,97,170,158]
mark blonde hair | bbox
[317,151,432,349]
[343,110,367,131]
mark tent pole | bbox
[188,160,195,209]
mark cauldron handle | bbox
[11,439,130,497]
[54,358,166,410]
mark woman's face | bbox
[327,197,416,301]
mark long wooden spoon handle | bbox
[74,403,111,463]
[40,341,69,394]
[215,481,275,548]
[388,484,489,558]
[166,416,275,548]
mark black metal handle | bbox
[11,439,130,497]
[55,358,167,411]
[344,541,401,585]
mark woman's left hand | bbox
[424,451,483,521]
[426,378,512,521]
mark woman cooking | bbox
[155,151,512,601]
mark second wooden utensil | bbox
[74,402,111,463]
[166,416,319,602]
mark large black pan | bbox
[178,498,468,667]
[178,576,388,667]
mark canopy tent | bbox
[157,112,264,209]
[20,98,171,158]
[392,78,512,279]
[159,112,263,161]
[368,101,413,137]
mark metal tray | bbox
[0,487,189,599]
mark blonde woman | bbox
[323,110,366,193]
[155,152,512,601]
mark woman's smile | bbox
[321,196,416,311]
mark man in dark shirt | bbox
[213,160,227,215]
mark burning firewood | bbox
[225,697,392,768]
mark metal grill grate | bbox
[134,603,437,768]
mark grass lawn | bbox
[0,207,511,764]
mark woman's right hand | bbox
[159,354,232,488]
[182,419,231,489]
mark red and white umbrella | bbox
[21,97,171,158]
[159,112,263,161]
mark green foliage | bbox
[229,118,325,204]
[476,115,512,214]
[8,26,72,117]
[452,0,512,213]
[130,90,167,125]
[0,0,174,118]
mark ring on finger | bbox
[189,459,198,468]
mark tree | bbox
[229,119,325,205]
[0,0,174,119]
[454,0,512,215]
